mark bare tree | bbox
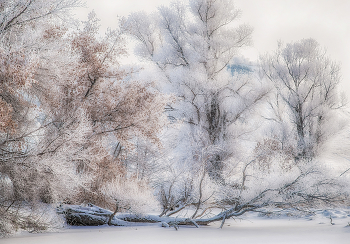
[125,0,268,213]
[260,39,346,161]
[0,0,82,34]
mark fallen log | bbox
[57,204,128,226]
[57,204,258,228]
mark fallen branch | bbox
[57,204,263,228]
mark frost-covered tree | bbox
[0,5,167,235]
[125,0,267,216]
[0,0,83,236]
[59,13,166,215]
[260,39,346,160]
[0,0,81,34]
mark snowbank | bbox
[2,209,350,244]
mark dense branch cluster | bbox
[0,0,349,236]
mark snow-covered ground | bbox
[2,209,350,244]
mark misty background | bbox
[73,0,350,99]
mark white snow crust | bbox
[2,209,350,244]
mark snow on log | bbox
[57,204,128,226]
[57,204,255,227]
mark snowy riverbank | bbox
[3,209,350,244]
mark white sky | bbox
[73,0,350,96]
